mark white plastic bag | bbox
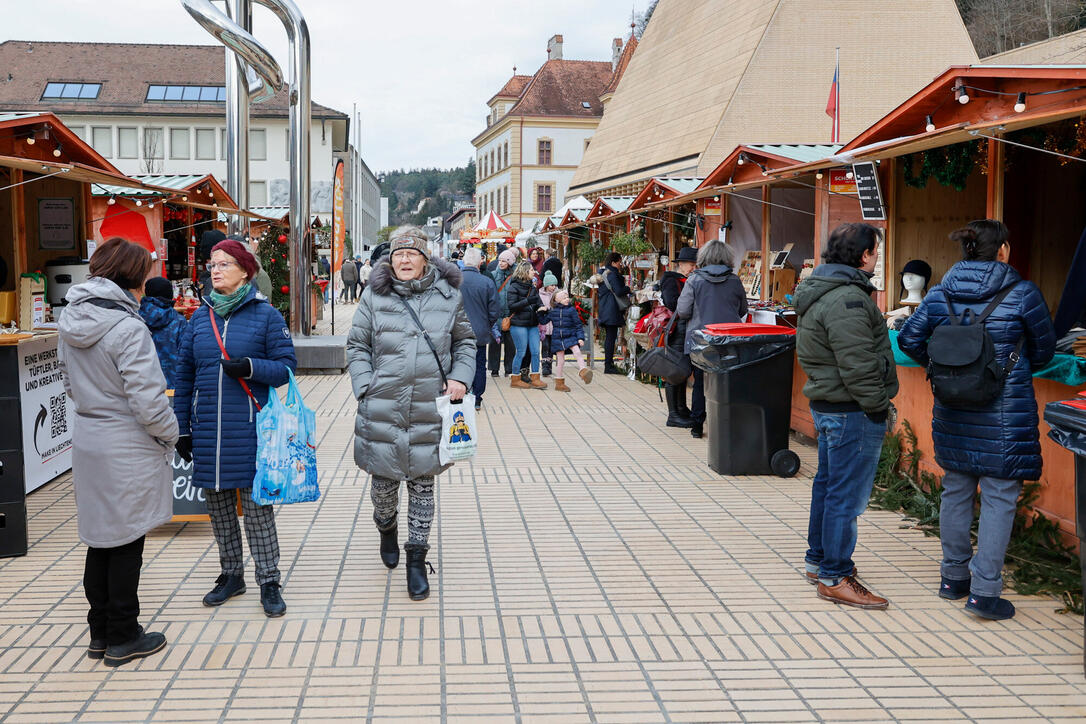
[437,393,477,464]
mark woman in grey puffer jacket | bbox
[347,226,475,601]
[57,238,177,667]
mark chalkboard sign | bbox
[171,452,209,522]
[851,162,886,221]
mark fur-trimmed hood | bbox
[368,256,463,297]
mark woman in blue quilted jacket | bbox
[173,239,297,618]
[899,220,1055,621]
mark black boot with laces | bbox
[203,573,246,607]
[260,582,286,617]
[404,545,434,601]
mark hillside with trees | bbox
[957,0,1085,56]
[378,161,476,227]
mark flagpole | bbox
[835,47,840,144]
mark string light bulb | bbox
[1014,92,1026,113]
[107,196,116,205]
[845,171,854,180]
[925,115,936,133]
[52,144,62,157]
[25,134,34,145]
[736,154,745,165]
[955,84,969,104]
[815,172,824,180]
[135,199,142,207]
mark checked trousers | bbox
[205,489,281,586]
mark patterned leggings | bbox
[371,475,435,548]
[205,489,281,586]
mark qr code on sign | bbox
[50,394,67,438]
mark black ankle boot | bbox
[691,421,704,438]
[665,385,694,428]
[675,389,693,420]
[379,523,399,569]
[404,545,434,601]
[520,367,531,383]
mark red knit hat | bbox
[211,239,259,280]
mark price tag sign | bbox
[852,162,886,221]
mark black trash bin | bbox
[1043,399,1086,676]
[691,323,801,477]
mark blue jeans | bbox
[472,345,488,402]
[805,408,887,583]
[939,470,1020,597]
[510,324,540,373]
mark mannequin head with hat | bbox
[900,259,932,304]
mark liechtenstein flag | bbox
[825,60,840,143]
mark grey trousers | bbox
[371,475,435,548]
[205,489,281,586]
[939,470,1021,597]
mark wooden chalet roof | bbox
[569,0,978,197]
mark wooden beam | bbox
[883,159,897,312]
[986,136,1005,220]
[761,184,771,302]
[11,169,26,278]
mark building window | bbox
[490,191,495,214]
[69,126,86,141]
[42,82,101,100]
[503,186,508,215]
[538,139,552,165]
[249,180,267,206]
[195,128,216,160]
[146,85,225,102]
[504,142,509,168]
[536,184,553,213]
[220,128,227,160]
[490,150,495,176]
[250,129,266,161]
[90,127,112,157]
[117,127,138,159]
[169,128,190,159]
[144,128,164,159]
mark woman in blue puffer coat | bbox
[899,220,1055,621]
[173,239,296,619]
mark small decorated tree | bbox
[257,224,292,324]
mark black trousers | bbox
[602,324,620,368]
[690,368,706,424]
[488,330,516,374]
[84,536,145,646]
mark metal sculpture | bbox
[181,0,313,335]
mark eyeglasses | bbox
[205,261,238,272]
[391,249,422,260]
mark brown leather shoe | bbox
[578,367,593,384]
[510,375,531,389]
[553,377,570,392]
[817,576,888,610]
[529,373,548,390]
[805,566,857,585]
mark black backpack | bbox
[926,286,1023,409]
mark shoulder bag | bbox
[636,312,692,385]
[602,268,633,312]
[497,275,513,332]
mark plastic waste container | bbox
[1043,399,1086,676]
[690,323,801,477]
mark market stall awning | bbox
[0,155,177,192]
[473,210,513,232]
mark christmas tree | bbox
[257,224,292,323]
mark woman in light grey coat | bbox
[347,226,475,601]
[57,237,178,667]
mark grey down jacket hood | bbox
[346,257,476,481]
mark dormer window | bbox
[42,82,101,100]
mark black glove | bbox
[864,408,889,425]
[220,357,252,379]
[175,435,193,463]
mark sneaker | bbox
[87,638,107,660]
[817,575,889,610]
[261,582,287,618]
[805,566,857,585]
[202,573,246,607]
[965,593,1015,620]
[938,576,971,600]
[103,628,166,667]
[474,399,482,411]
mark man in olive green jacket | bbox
[794,223,898,611]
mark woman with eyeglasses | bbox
[173,239,297,618]
[347,226,475,601]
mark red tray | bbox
[703,323,796,337]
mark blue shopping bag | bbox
[252,370,320,505]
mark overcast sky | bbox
[7,0,648,173]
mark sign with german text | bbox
[851,162,886,221]
[38,198,76,250]
[18,336,72,492]
[828,169,857,194]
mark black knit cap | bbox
[901,259,932,287]
[144,276,174,301]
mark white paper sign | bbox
[18,336,73,492]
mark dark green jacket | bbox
[793,263,898,414]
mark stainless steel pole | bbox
[224,0,251,238]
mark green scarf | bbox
[209,283,251,318]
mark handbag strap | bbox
[208,305,261,411]
[657,309,680,348]
[397,295,449,389]
[602,268,623,297]
[497,274,512,294]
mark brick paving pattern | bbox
[2,357,1085,722]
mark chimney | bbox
[612,38,624,71]
[547,34,563,61]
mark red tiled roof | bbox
[489,75,532,104]
[602,36,638,97]
[507,59,614,117]
[0,40,348,119]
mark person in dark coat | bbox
[547,288,591,390]
[596,252,632,374]
[506,261,547,389]
[658,245,697,427]
[898,219,1055,621]
[541,252,563,288]
[459,247,499,410]
[487,248,518,377]
[196,229,226,300]
[174,239,297,619]
[138,277,187,389]
[676,241,748,438]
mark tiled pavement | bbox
[2,363,1086,722]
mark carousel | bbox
[457,210,520,259]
